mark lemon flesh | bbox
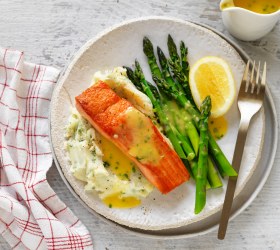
[190,56,235,118]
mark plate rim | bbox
[48,16,278,239]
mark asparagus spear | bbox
[157,46,200,154]
[157,46,186,97]
[126,62,223,188]
[135,61,196,160]
[143,37,162,79]
[127,62,195,161]
[207,157,223,188]
[125,66,142,92]
[167,34,180,64]
[173,128,196,161]
[169,38,221,182]
[189,158,211,190]
[143,37,199,154]
[156,85,222,188]
[180,41,189,77]
[168,40,197,108]
[165,35,237,177]
[195,96,211,214]
[178,95,236,177]
[143,36,236,177]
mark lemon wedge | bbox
[189,56,236,118]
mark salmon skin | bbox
[75,81,190,194]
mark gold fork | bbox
[218,60,266,240]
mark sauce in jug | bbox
[233,0,279,14]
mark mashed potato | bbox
[65,67,154,208]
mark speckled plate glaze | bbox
[50,17,275,234]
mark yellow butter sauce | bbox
[222,0,280,14]
[99,135,135,180]
[125,107,161,164]
[209,116,228,140]
[98,135,141,208]
[102,193,141,209]
[234,0,279,14]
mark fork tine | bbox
[254,61,260,94]
[241,60,250,93]
[259,61,266,94]
[250,61,256,93]
[256,61,260,93]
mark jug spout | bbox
[219,0,280,41]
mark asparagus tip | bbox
[123,65,133,73]
[135,59,140,66]
[180,40,185,48]
[201,96,211,117]
[157,46,168,68]
[156,46,161,55]
[143,36,154,56]
[167,34,175,45]
[195,202,206,214]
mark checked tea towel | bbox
[0,48,93,249]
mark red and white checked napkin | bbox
[0,48,93,249]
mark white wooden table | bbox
[1,0,280,249]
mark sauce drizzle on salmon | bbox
[75,81,190,194]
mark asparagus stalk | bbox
[161,90,222,189]
[180,41,189,77]
[126,62,223,189]
[170,39,221,183]
[133,63,185,159]
[181,98,237,177]
[182,159,194,179]
[195,96,211,214]
[143,36,236,177]
[128,62,196,161]
[143,37,199,155]
[125,66,142,92]
[157,46,199,154]
[143,37,162,79]
[173,128,196,161]
[167,34,180,64]
[207,157,223,188]
[157,46,186,96]
[168,40,197,108]
[189,158,211,190]
[151,76,201,147]
[166,35,237,177]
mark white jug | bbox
[220,0,280,41]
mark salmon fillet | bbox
[75,81,190,194]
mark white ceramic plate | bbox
[50,17,264,230]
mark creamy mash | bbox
[65,67,155,208]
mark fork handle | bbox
[218,115,251,240]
